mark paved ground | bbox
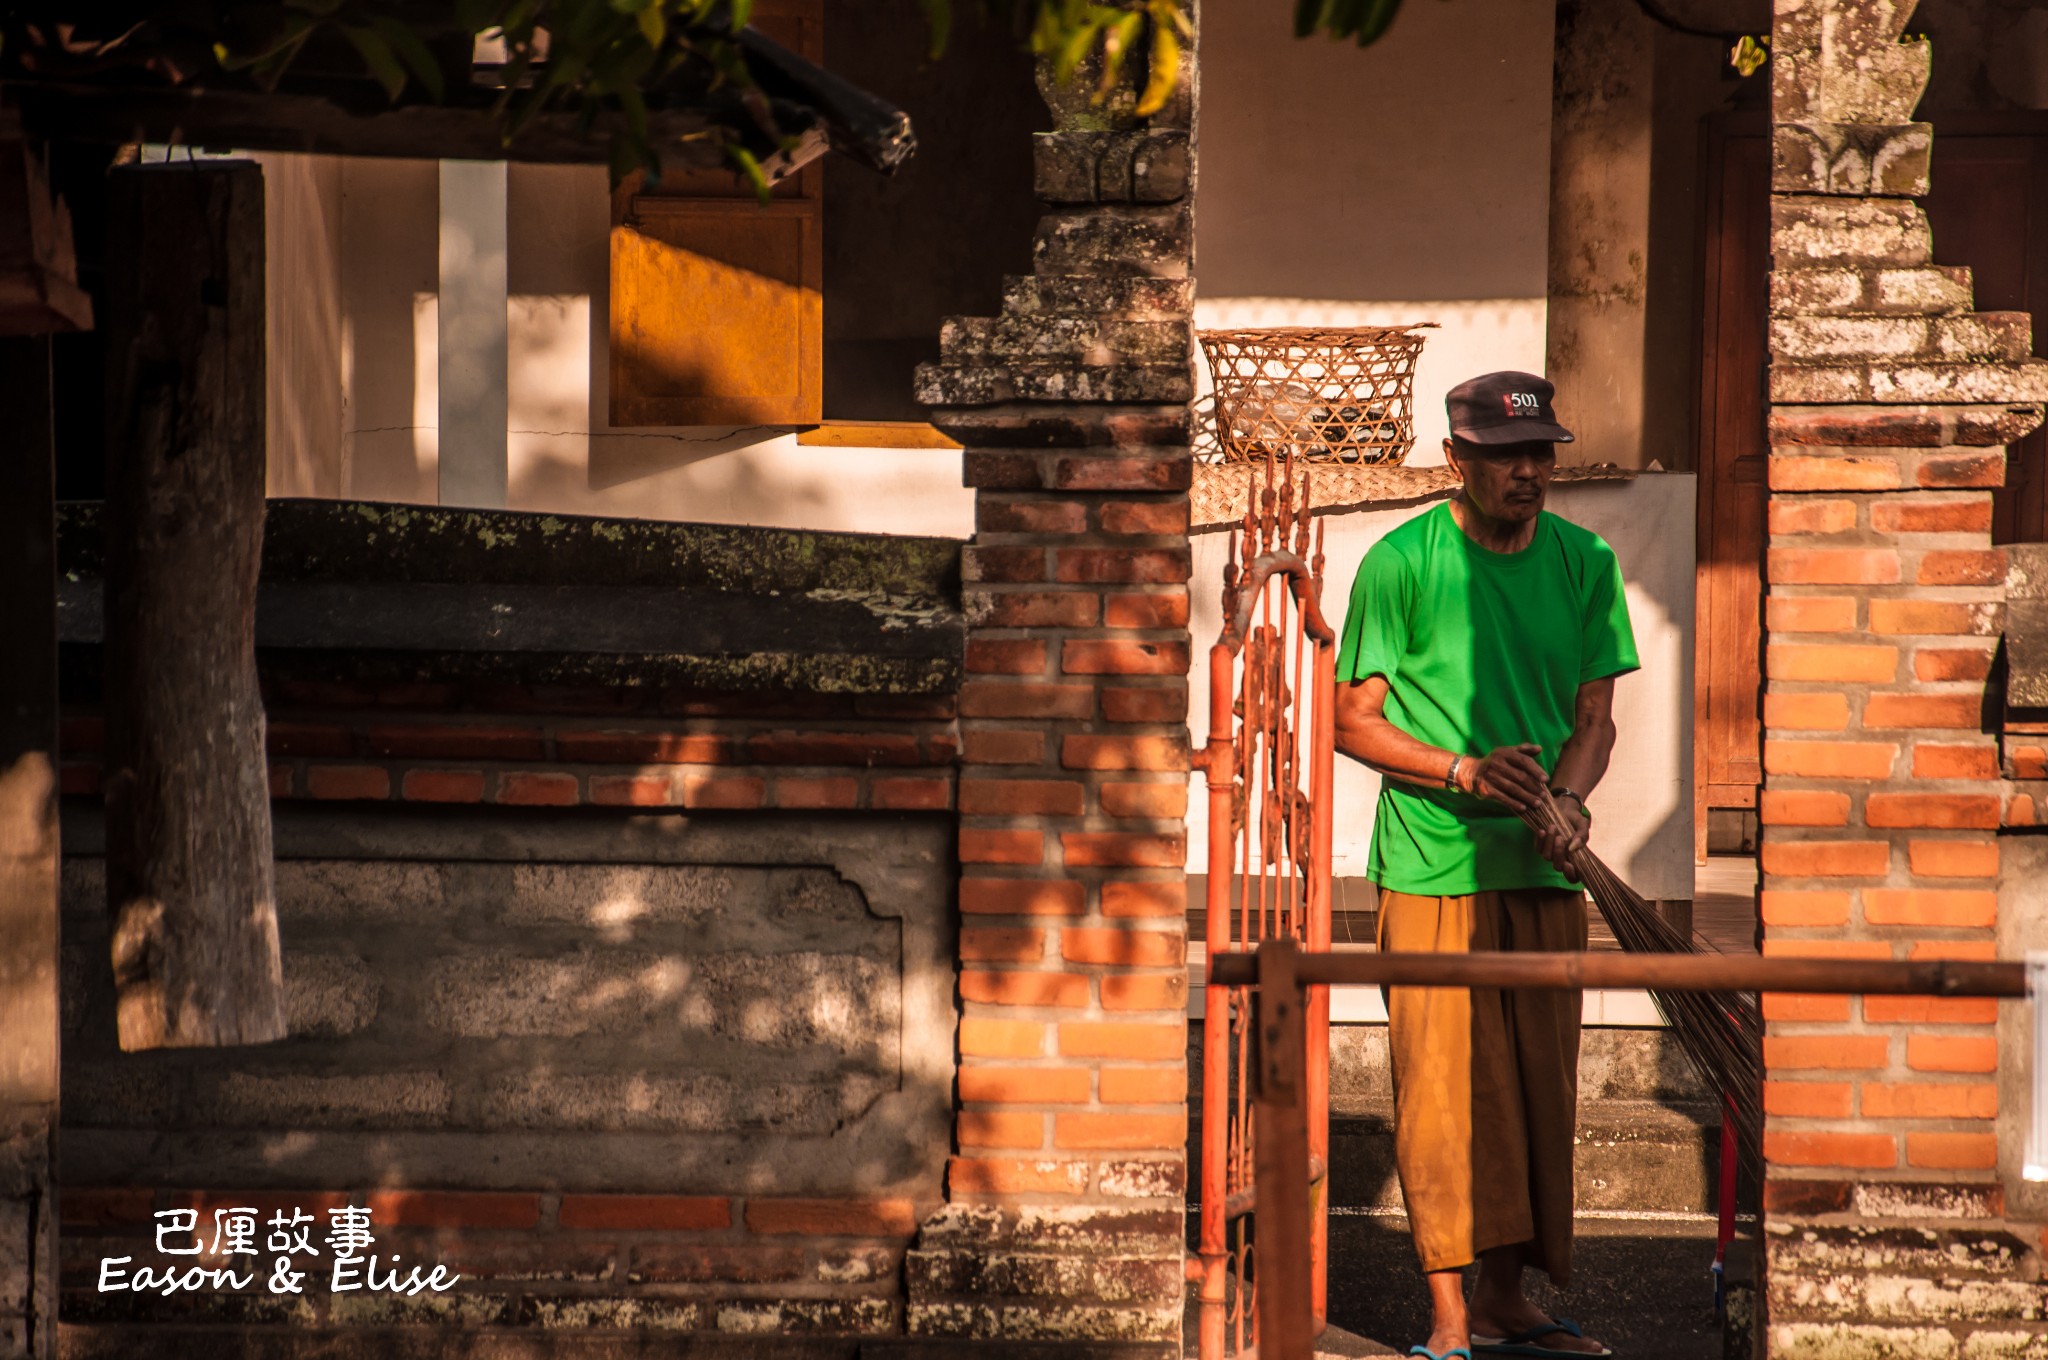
[1323,1213,1743,1360]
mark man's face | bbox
[1443,438,1556,524]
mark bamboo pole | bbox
[1206,949,2025,997]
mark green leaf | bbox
[731,0,756,30]
[338,23,408,101]
[1293,0,1328,39]
[1097,11,1142,101]
[726,142,771,204]
[636,4,666,48]
[918,0,953,58]
[1729,33,1769,78]
[1134,20,1177,116]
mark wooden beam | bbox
[102,162,284,1051]
[0,336,60,1359]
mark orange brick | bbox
[1061,831,1184,867]
[1763,741,1897,779]
[305,765,391,801]
[961,878,1087,917]
[363,1191,540,1229]
[1763,693,1853,730]
[1763,939,1893,959]
[1866,995,2000,1025]
[1100,685,1188,723]
[1870,496,1993,534]
[1759,890,1851,926]
[1908,839,1999,879]
[1771,454,1903,491]
[1758,839,1891,878]
[1100,973,1190,1011]
[960,829,1045,865]
[1764,1034,1890,1070]
[1762,1131,1897,1169]
[1869,599,1991,635]
[1906,1034,1997,1073]
[557,1195,732,1231]
[1763,1081,1855,1118]
[960,928,1047,962]
[1769,499,1858,535]
[1862,1083,1998,1119]
[1759,791,1851,827]
[1061,639,1189,676]
[959,778,1086,817]
[1915,646,1997,682]
[1053,1113,1185,1150]
[1907,940,1999,960]
[959,1068,1091,1105]
[495,771,581,806]
[966,638,1049,675]
[1913,744,2000,780]
[1061,929,1183,967]
[1768,643,1898,683]
[1916,549,2005,586]
[1100,1067,1189,1104]
[959,970,1091,1008]
[1767,596,1859,633]
[1099,782,1189,819]
[1058,1021,1185,1061]
[775,776,859,809]
[946,1157,1088,1196]
[1865,794,2001,830]
[871,777,951,811]
[1865,693,1984,730]
[1103,881,1186,917]
[962,729,1047,765]
[959,1018,1049,1058]
[1062,734,1187,772]
[1762,994,1853,1021]
[2013,745,2048,780]
[1768,547,1902,585]
[1862,889,1996,928]
[1906,1133,1997,1170]
[589,773,670,807]
[1103,593,1190,629]
[744,1199,916,1236]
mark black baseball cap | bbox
[1446,371,1576,446]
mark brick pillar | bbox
[1762,1,2048,1353]
[905,51,1197,1357]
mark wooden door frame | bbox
[1692,111,1767,862]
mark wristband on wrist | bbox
[1550,786,1589,821]
[1445,755,1464,791]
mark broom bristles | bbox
[1517,791,1764,1174]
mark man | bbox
[1332,372,1636,1360]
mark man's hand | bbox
[1457,743,1549,811]
[1534,796,1589,882]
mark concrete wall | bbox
[60,806,955,1197]
[1188,476,1699,901]
[1191,0,1556,465]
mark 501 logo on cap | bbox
[1502,392,1543,417]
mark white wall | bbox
[258,154,973,537]
[1187,477,1698,901]
[1193,0,1558,466]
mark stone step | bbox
[1772,195,1932,270]
[1000,274,1193,320]
[939,314,1191,366]
[913,360,1193,408]
[1770,265,1975,317]
[1771,312,2035,364]
[1772,357,2048,405]
[1034,130,1190,205]
[1031,206,1192,279]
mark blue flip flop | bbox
[1471,1317,1611,1358]
[1409,1348,1473,1360]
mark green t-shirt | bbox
[1336,502,1640,895]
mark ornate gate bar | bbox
[1193,460,1336,1360]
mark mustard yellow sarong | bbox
[1377,887,1585,1285]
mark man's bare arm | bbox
[1332,675,1549,810]
[1532,676,1619,871]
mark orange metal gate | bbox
[1192,460,1336,1359]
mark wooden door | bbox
[1694,127,1771,860]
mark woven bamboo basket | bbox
[1198,325,1435,465]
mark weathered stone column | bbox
[1760,1,2048,1353]
[906,39,1196,1355]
